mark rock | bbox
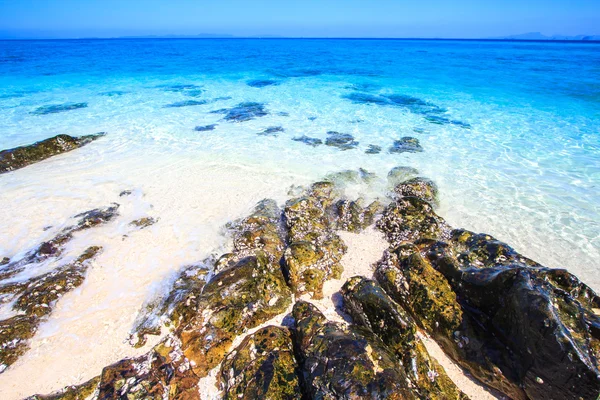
[325,131,359,150]
[179,252,291,378]
[365,144,382,154]
[283,183,346,299]
[119,189,133,197]
[292,301,412,399]
[247,79,280,88]
[0,247,102,369]
[99,90,128,96]
[387,166,420,187]
[0,133,105,174]
[219,326,300,399]
[0,257,8,266]
[334,199,382,232]
[258,126,284,136]
[27,376,101,400]
[393,177,439,207]
[291,135,322,147]
[212,102,268,122]
[277,111,290,117]
[425,115,471,129]
[156,83,201,92]
[31,103,88,115]
[194,124,217,132]
[376,197,449,246]
[389,137,423,154]
[163,100,208,108]
[341,276,466,399]
[129,217,158,229]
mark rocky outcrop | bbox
[292,300,413,399]
[393,177,439,207]
[219,326,300,399]
[0,133,105,174]
[341,276,466,399]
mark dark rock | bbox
[211,102,268,122]
[247,79,280,88]
[277,111,290,117]
[119,189,133,197]
[292,135,322,147]
[334,199,382,232]
[0,258,8,266]
[31,103,88,115]
[345,82,382,92]
[389,137,423,154]
[325,131,358,151]
[155,83,201,92]
[219,326,300,399]
[0,133,105,174]
[98,90,128,96]
[307,116,317,121]
[194,124,217,132]
[343,92,390,106]
[292,301,412,399]
[163,100,208,108]
[425,115,471,129]
[387,166,420,186]
[341,277,466,399]
[365,144,382,154]
[393,177,439,207]
[258,126,284,136]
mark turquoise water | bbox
[1,38,599,288]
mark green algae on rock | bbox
[292,300,412,399]
[0,133,105,174]
[341,276,466,400]
[219,326,300,399]
[393,177,439,207]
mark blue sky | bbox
[0,0,598,39]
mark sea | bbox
[0,38,599,397]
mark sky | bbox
[0,0,598,39]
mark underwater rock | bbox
[387,166,420,187]
[291,135,322,147]
[393,177,439,207]
[258,126,285,136]
[219,326,300,399]
[194,124,217,132]
[163,99,208,108]
[247,79,280,88]
[283,182,346,299]
[211,102,268,122]
[277,111,290,117]
[341,276,466,399]
[376,196,450,246]
[129,217,157,229]
[325,131,358,151]
[98,90,128,96]
[292,301,412,399]
[0,133,105,174]
[389,137,424,154]
[179,251,291,378]
[425,115,471,129]
[365,144,382,154]
[155,83,201,92]
[31,103,88,115]
[0,246,102,370]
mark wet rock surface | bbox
[219,326,300,399]
[163,99,208,108]
[194,124,218,132]
[291,135,322,147]
[258,126,285,136]
[31,103,88,115]
[0,133,105,174]
[365,144,382,154]
[247,79,280,88]
[393,177,439,207]
[211,102,268,122]
[388,166,420,187]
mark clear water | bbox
[1,38,599,291]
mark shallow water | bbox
[0,38,599,397]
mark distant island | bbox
[490,32,600,41]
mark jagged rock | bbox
[291,135,322,147]
[389,137,423,154]
[0,257,8,266]
[0,133,105,174]
[365,144,382,154]
[292,301,412,399]
[31,103,87,115]
[283,183,347,299]
[388,166,420,187]
[179,252,291,378]
[0,247,102,370]
[376,197,449,246]
[129,217,157,229]
[119,189,133,197]
[219,326,300,399]
[393,177,439,207]
[334,199,382,232]
[325,131,359,150]
[341,276,466,399]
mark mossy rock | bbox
[0,133,105,174]
[341,276,466,399]
[393,177,439,207]
[27,376,100,400]
[292,301,412,399]
[219,325,300,399]
[0,314,38,368]
[334,199,382,232]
